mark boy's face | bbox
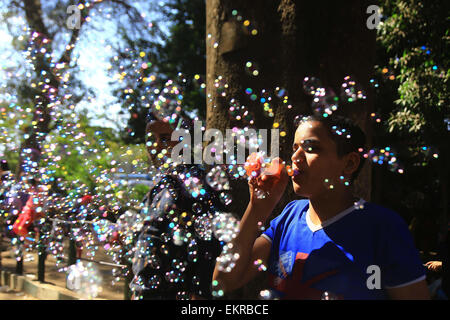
[291,120,350,198]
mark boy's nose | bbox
[291,150,304,165]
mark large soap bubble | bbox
[212,212,239,243]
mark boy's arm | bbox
[212,158,289,293]
[212,202,273,293]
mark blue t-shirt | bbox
[262,199,426,300]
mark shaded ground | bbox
[0,237,126,300]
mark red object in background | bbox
[12,195,39,237]
[81,195,92,205]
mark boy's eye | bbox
[293,140,319,154]
[301,140,319,153]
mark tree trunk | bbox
[206,0,375,299]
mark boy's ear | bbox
[342,152,360,178]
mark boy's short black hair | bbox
[296,114,366,182]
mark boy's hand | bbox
[248,157,289,215]
[425,261,442,272]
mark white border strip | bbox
[260,233,272,243]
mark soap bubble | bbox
[323,178,335,190]
[92,219,117,243]
[245,61,259,77]
[206,166,231,192]
[311,87,339,116]
[147,188,175,220]
[303,76,322,95]
[219,192,232,206]
[116,209,143,242]
[216,242,240,272]
[353,199,365,210]
[176,291,190,300]
[171,224,189,246]
[192,202,203,214]
[340,75,366,102]
[152,80,183,123]
[214,76,228,97]
[259,289,277,300]
[171,258,188,273]
[187,239,199,262]
[148,274,161,289]
[194,214,212,241]
[228,98,253,124]
[165,268,184,283]
[132,237,151,275]
[260,89,274,117]
[129,274,148,292]
[253,259,267,272]
[182,170,206,199]
[275,87,289,106]
[212,212,239,243]
[321,291,338,300]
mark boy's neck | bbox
[308,190,355,226]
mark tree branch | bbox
[58,0,88,65]
[22,0,50,35]
[10,0,25,10]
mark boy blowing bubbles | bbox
[213,115,430,300]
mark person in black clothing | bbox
[129,111,227,300]
[132,166,224,299]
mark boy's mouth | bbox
[291,164,303,176]
[291,167,304,180]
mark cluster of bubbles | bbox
[245,61,260,77]
[151,80,183,124]
[215,242,240,273]
[212,212,240,243]
[302,75,366,118]
[253,259,267,272]
[353,199,366,210]
[341,76,367,102]
[228,99,254,125]
[242,86,291,118]
[231,9,259,36]
[299,75,414,176]
[259,289,276,300]
[361,147,405,174]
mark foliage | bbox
[38,111,150,209]
[372,0,449,249]
[377,0,449,148]
[0,0,154,208]
[110,0,206,144]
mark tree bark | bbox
[206,0,375,299]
